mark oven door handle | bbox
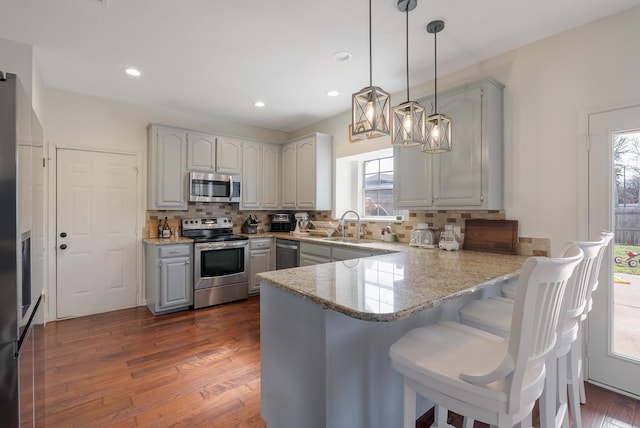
[196,241,248,251]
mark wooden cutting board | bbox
[463,219,519,255]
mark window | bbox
[335,148,404,221]
[363,157,394,217]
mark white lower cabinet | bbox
[145,243,193,315]
[331,247,381,261]
[249,238,274,294]
[300,242,331,266]
[300,241,384,265]
[394,78,504,210]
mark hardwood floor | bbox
[42,297,264,427]
[41,296,640,427]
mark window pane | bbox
[380,171,393,186]
[380,157,393,173]
[365,173,380,187]
[364,159,379,175]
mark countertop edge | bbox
[258,264,522,322]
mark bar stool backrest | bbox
[505,245,583,412]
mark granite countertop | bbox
[257,247,529,322]
[143,237,194,245]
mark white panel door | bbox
[56,148,138,318]
[588,105,640,397]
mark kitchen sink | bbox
[320,237,375,244]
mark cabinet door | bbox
[150,126,187,210]
[281,143,297,208]
[393,145,433,208]
[187,132,216,171]
[159,257,192,310]
[250,248,271,293]
[216,136,243,174]
[300,253,330,266]
[242,141,262,209]
[296,137,316,208]
[262,143,280,208]
[432,86,483,207]
[331,246,371,261]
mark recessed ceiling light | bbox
[326,90,339,97]
[254,101,266,108]
[332,51,352,62]
[124,68,142,77]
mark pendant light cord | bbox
[369,0,373,87]
[405,8,410,102]
[433,29,438,113]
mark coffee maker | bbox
[270,213,295,232]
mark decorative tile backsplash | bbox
[146,205,550,257]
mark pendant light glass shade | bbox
[352,86,390,138]
[391,101,425,146]
[424,112,452,153]
[391,0,424,147]
[422,20,452,154]
[351,0,390,140]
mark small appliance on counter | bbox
[270,213,295,232]
[293,212,310,235]
[409,223,439,248]
[439,224,460,251]
[241,214,259,234]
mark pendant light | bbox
[391,0,425,147]
[351,0,390,139]
[422,20,452,153]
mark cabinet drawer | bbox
[250,238,272,250]
[158,245,191,258]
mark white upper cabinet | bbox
[282,133,333,210]
[216,136,243,174]
[148,122,332,212]
[241,142,281,210]
[394,145,434,208]
[261,143,280,209]
[241,141,262,209]
[281,142,298,208]
[147,124,188,210]
[394,79,504,210]
[186,131,216,172]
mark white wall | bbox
[290,6,640,255]
[0,37,32,99]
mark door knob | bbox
[60,232,67,238]
[59,244,68,250]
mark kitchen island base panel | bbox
[260,282,503,428]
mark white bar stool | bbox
[389,246,583,428]
[459,234,611,428]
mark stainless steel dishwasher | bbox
[275,239,299,270]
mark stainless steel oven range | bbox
[182,217,249,309]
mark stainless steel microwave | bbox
[189,172,241,203]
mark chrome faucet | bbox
[339,210,360,240]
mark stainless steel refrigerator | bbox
[0,71,45,427]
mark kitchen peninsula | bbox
[258,248,528,428]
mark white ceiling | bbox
[1,0,638,133]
